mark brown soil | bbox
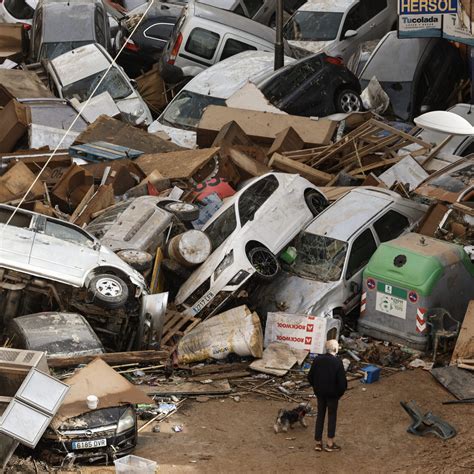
[129,369,474,473]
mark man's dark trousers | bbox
[315,395,339,440]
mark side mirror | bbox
[350,281,360,294]
[344,29,358,39]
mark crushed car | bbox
[45,43,153,126]
[252,187,427,320]
[175,172,328,317]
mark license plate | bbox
[191,289,215,315]
[375,292,407,319]
[72,439,107,450]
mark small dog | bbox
[273,403,311,433]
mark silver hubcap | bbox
[168,202,194,212]
[96,278,122,298]
[340,92,361,113]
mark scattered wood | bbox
[160,309,201,349]
[190,362,250,376]
[269,153,333,185]
[47,350,170,368]
[138,380,232,396]
[190,370,250,382]
[452,302,474,364]
[267,127,304,157]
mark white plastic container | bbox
[114,455,157,474]
[86,395,98,410]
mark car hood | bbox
[288,40,334,55]
[175,241,236,304]
[57,406,129,431]
[147,121,197,149]
[254,271,339,315]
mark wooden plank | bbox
[349,157,402,176]
[136,147,219,179]
[137,380,232,396]
[190,362,250,375]
[68,184,94,222]
[74,184,114,226]
[269,153,333,185]
[451,301,474,363]
[197,105,337,148]
[226,147,271,177]
[191,370,249,382]
[47,350,170,368]
[267,126,304,156]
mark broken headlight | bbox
[116,407,135,434]
[228,270,250,286]
[213,251,234,280]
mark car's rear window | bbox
[185,27,220,60]
[4,0,34,19]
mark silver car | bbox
[0,204,146,310]
[252,188,427,320]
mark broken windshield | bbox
[291,233,347,282]
[61,68,132,102]
[160,91,226,130]
[284,12,343,41]
[204,205,237,251]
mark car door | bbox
[218,34,258,61]
[236,175,284,251]
[343,227,378,313]
[337,1,377,60]
[363,0,392,39]
[0,208,35,266]
[29,217,99,285]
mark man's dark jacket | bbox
[308,353,347,398]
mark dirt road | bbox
[128,370,474,473]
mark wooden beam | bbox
[47,350,170,368]
[269,153,333,185]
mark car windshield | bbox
[284,11,343,41]
[204,205,237,251]
[41,41,92,60]
[160,90,226,130]
[62,67,132,102]
[291,233,348,282]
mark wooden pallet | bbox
[161,310,201,350]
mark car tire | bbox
[247,246,280,281]
[117,250,153,272]
[335,89,362,113]
[305,189,327,216]
[88,274,129,309]
[163,202,200,222]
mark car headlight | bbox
[228,270,250,286]
[214,251,234,280]
[117,407,135,434]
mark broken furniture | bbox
[426,308,461,362]
[400,401,456,440]
[69,141,144,163]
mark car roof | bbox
[51,44,110,86]
[298,0,355,13]
[184,51,294,98]
[304,188,402,241]
[41,0,97,42]
[188,0,276,43]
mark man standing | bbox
[308,339,347,452]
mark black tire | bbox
[247,246,280,281]
[335,89,362,113]
[164,202,200,222]
[88,274,129,309]
[162,258,192,280]
[305,189,328,216]
[117,249,153,272]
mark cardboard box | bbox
[0,100,30,153]
[264,312,341,355]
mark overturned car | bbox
[175,173,328,317]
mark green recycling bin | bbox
[358,233,474,351]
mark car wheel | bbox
[163,202,200,222]
[88,274,129,309]
[305,189,327,216]
[117,250,153,272]
[247,246,280,281]
[335,89,362,113]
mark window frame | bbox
[344,227,377,280]
[220,37,257,61]
[143,22,175,43]
[184,27,220,61]
[373,209,410,243]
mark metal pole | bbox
[274,0,284,70]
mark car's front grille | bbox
[184,278,210,307]
[56,425,117,439]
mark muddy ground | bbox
[14,369,473,473]
[130,369,473,473]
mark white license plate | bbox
[72,439,107,450]
[375,292,407,319]
[191,289,215,315]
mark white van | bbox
[159,0,293,83]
